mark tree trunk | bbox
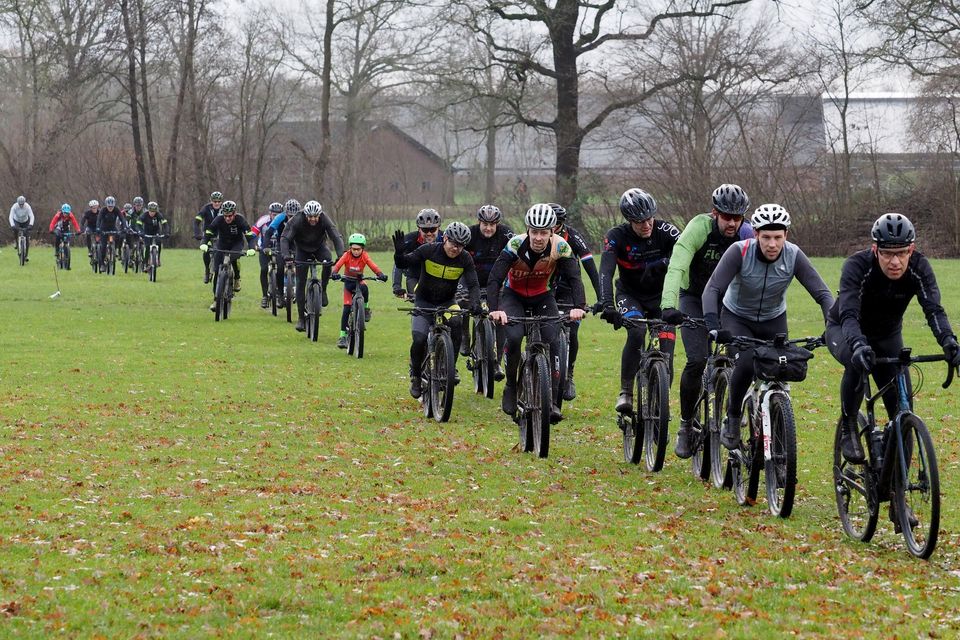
[120,0,149,199]
[137,0,162,203]
[551,0,582,211]
[315,0,335,201]
[484,120,496,202]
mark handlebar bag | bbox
[753,344,814,382]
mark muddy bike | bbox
[55,232,75,270]
[142,234,167,282]
[727,334,823,518]
[404,306,467,423]
[211,249,247,321]
[507,313,568,459]
[834,350,954,559]
[334,274,384,358]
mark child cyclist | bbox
[331,233,389,348]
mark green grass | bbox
[1,247,959,637]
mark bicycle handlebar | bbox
[336,274,385,283]
[725,333,825,351]
[873,352,955,389]
[503,314,571,325]
[290,259,333,266]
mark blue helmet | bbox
[60,203,71,213]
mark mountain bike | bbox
[727,334,823,518]
[295,259,331,342]
[121,233,134,273]
[15,227,29,266]
[404,306,465,423]
[55,232,74,270]
[834,349,953,559]
[335,274,384,358]
[212,249,247,321]
[465,301,498,399]
[127,233,145,274]
[508,313,567,459]
[553,304,576,415]
[282,259,297,323]
[101,231,119,275]
[265,241,280,316]
[610,317,675,472]
[142,234,166,282]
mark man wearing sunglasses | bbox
[659,184,754,459]
[827,213,960,465]
[392,208,442,299]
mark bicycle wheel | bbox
[554,327,570,413]
[349,297,365,358]
[214,268,229,322]
[517,354,534,452]
[92,246,100,273]
[268,265,278,316]
[691,390,711,480]
[641,360,670,473]
[63,243,70,270]
[122,243,130,273]
[430,332,456,423]
[18,236,25,266]
[285,274,294,323]
[107,245,116,275]
[149,249,158,282]
[622,381,642,464]
[894,415,940,559]
[710,368,733,490]
[833,413,878,543]
[307,282,321,341]
[765,394,797,518]
[475,320,496,399]
[530,352,552,458]
[733,397,762,506]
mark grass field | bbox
[1,246,959,638]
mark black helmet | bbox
[547,203,567,224]
[711,184,750,216]
[871,213,916,248]
[477,205,502,223]
[284,199,301,215]
[222,200,237,213]
[444,221,471,246]
[416,208,441,229]
[619,188,656,222]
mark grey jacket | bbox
[9,203,34,226]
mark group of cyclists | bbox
[8,195,168,271]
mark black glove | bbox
[942,335,960,368]
[393,288,405,299]
[704,312,720,333]
[470,303,483,316]
[600,306,621,328]
[330,273,341,281]
[193,234,202,241]
[852,342,875,373]
[392,229,405,255]
[591,301,606,314]
[661,307,683,325]
[709,329,733,344]
[377,273,389,282]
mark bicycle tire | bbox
[531,352,552,458]
[833,413,878,543]
[554,327,570,413]
[643,360,670,473]
[894,415,940,559]
[710,368,733,490]
[430,331,456,423]
[691,391,711,480]
[307,282,321,342]
[64,243,70,270]
[18,236,25,266]
[122,243,130,273]
[733,397,762,506]
[149,248,158,282]
[92,246,100,273]
[479,319,496,398]
[518,354,534,452]
[350,296,365,359]
[765,394,797,518]
[285,272,294,323]
[107,245,116,275]
[268,265,278,316]
[214,268,229,322]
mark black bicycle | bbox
[507,313,567,459]
[465,302,499,399]
[281,258,297,323]
[335,274,384,358]
[212,249,247,321]
[100,231,119,275]
[142,234,166,282]
[294,259,331,342]
[15,227,29,266]
[834,349,953,559]
[265,240,280,316]
[404,306,465,423]
[727,334,823,518]
[55,232,75,270]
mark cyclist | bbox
[96,196,124,270]
[393,220,480,399]
[598,188,680,414]
[137,201,167,266]
[263,199,300,306]
[392,208,442,299]
[81,200,100,258]
[550,202,601,401]
[9,195,34,260]
[49,204,80,267]
[201,200,257,310]
[702,204,834,450]
[660,183,755,458]
[465,204,513,378]
[331,233,389,348]
[195,191,224,284]
[253,202,283,308]
[279,200,345,332]
[827,213,960,464]
[487,204,587,422]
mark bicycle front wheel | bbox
[122,244,131,273]
[894,415,940,559]
[350,297,365,359]
[268,266,278,316]
[474,319,496,398]
[710,368,733,490]
[64,244,71,270]
[765,394,797,518]
[642,360,670,473]
[307,282,321,341]
[733,397,762,506]
[530,352,552,458]
[430,332,456,423]
[214,269,229,322]
[833,413,878,543]
[554,327,570,413]
[285,279,294,323]
[149,251,158,282]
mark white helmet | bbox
[751,204,791,230]
[303,200,323,216]
[524,203,557,230]
[88,199,100,208]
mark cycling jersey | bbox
[138,212,166,236]
[703,238,833,323]
[661,214,755,308]
[395,242,479,306]
[194,203,221,237]
[279,212,344,258]
[599,220,680,306]
[251,214,273,248]
[80,209,98,231]
[96,207,124,233]
[392,229,442,286]
[205,213,256,249]
[828,248,954,348]
[486,233,585,309]
[333,250,384,280]
[49,212,80,234]
[9,203,33,226]
[554,224,601,300]
[467,223,513,287]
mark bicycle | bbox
[212,249,247,321]
[726,334,823,518]
[15,227,29,266]
[293,259,331,342]
[265,240,280,316]
[833,349,953,559]
[465,301,498,399]
[100,231,119,275]
[403,306,466,423]
[126,234,145,274]
[142,234,167,282]
[610,316,675,472]
[55,232,75,270]
[507,313,568,459]
[335,274,383,359]
[281,258,297,323]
